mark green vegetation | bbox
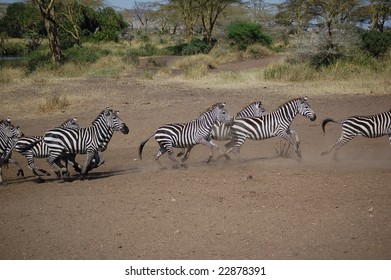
[227,21,272,50]
[0,0,389,90]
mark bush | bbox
[0,41,27,56]
[227,21,272,50]
[181,38,212,55]
[64,46,110,64]
[361,31,391,58]
[27,51,51,72]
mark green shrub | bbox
[0,41,27,56]
[64,46,110,64]
[227,21,272,50]
[181,38,212,55]
[27,51,51,72]
[361,31,391,58]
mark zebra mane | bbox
[276,97,307,110]
[199,102,225,117]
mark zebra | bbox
[44,108,129,178]
[321,109,391,159]
[139,102,234,168]
[0,119,24,184]
[14,117,82,181]
[219,97,317,159]
[177,100,267,161]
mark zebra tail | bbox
[322,118,341,134]
[139,134,154,160]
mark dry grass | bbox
[38,93,70,113]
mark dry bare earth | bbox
[1,57,391,260]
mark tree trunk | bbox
[36,0,64,63]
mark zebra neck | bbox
[275,102,298,123]
[197,112,216,130]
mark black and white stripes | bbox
[221,97,317,159]
[14,117,80,181]
[321,109,391,158]
[44,108,129,178]
[139,102,234,167]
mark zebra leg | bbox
[26,155,51,177]
[7,158,24,177]
[321,133,355,159]
[47,156,66,178]
[177,148,186,157]
[277,130,301,158]
[181,146,193,163]
[286,128,300,158]
[154,146,168,169]
[81,151,96,176]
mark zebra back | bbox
[211,100,266,141]
[44,108,129,156]
[153,102,232,149]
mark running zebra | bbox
[177,100,267,161]
[321,109,391,159]
[14,117,81,181]
[44,108,129,178]
[220,97,317,159]
[0,119,24,184]
[211,100,266,141]
[139,102,234,168]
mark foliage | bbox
[64,45,110,63]
[181,38,212,55]
[226,21,272,50]
[361,30,391,58]
[0,41,28,56]
[27,50,52,72]
[0,2,43,38]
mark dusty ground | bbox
[0,57,390,260]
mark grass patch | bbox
[39,93,70,113]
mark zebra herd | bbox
[0,98,390,184]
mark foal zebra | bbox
[14,117,81,181]
[177,100,266,161]
[139,102,234,168]
[321,109,391,159]
[0,119,24,183]
[220,97,317,159]
[44,108,129,178]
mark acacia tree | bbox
[309,0,359,48]
[199,0,237,44]
[34,0,64,63]
[170,0,201,42]
[276,0,312,34]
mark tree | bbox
[199,0,237,44]
[355,0,391,32]
[34,0,64,63]
[0,2,42,38]
[132,1,158,31]
[276,0,312,34]
[309,0,359,49]
[170,0,201,42]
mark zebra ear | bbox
[300,96,308,103]
[220,102,226,108]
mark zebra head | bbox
[60,116,80,130]
[2,121,23,139]
[102,108,129,134]
[214,102,234,125]
[297,97,317,121]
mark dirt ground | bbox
[0,57,390,260]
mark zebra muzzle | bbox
[310,115,317,121]
[121,124,130,134]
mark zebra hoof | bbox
[35,177,46,184]
[17,170,24,177]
